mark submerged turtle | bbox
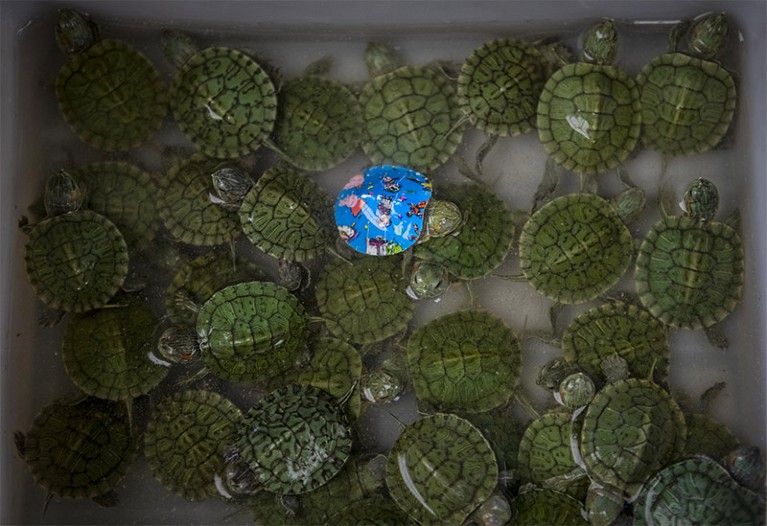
[54,9,167,151]
[406,310,521,413]
[15,396,137,506]
[271,57,363,171]
[518,192,633,303]
[637,12,737,158]
[23,170,129,317]
[509,488,588,526]
[358,42,466,172]
[635,178,744,329]
[144,390,242,501]
[162,29,277,159]
[385,413,498,525]
[537,19,641,175]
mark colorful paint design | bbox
[334,165,432,256]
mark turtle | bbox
[315,255,413,345]
[518,192,633,304]
[385,413,498,525]
[69,161,160,253]
[23,170,129,317]
[463,490,512,526]
[158,153,243,247]
[637,12,737,158]
[537,19,641,175]
[143,389,242,501]
[633,448,765,525]
[225,384,352,496]
[161,29,277,159]
[271,56,363,171]
[405,260,451,300]
[358,42,466,173]
[406,310,521,413]
[54,9,167,151]
[460,405,526,483]
[509,489,588,526]
[635,178,744,329]
[325,494,415,525]
[15,396,137,507]
[157,281,310,383]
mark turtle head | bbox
[210,165,253,210]
[364,42,401,77]
[220,450,261,497]
[361,368,405,405]
[406,260,450,300]
[721,446,765,493]
[582,19,618,65]
[600,353,630,383]
[44,170,85,216]
[55,9,99,56]
[682,178,719,222]
[424,199,463,239]
[157,326,199,363]
[557,372,596,409]
[161,29,199,70]
[688,12,729,60]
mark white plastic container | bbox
[2,2,765,523]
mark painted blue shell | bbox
[334,165,432,256]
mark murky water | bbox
[4,5,765,525]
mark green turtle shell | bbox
[326,495,414,525]
[25,210,129,313]
[407,310,521,413]
[196,281,309,383]
[634,215,744,329]
[537,62,641,175]
[385,413,498,525]
[684,413,740,460]
[144,390,242,501]
[519,193,633,304]
[55,39,168,151]
[509,489,588,526]
[169,47,277,159]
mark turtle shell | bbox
[18,397,137,501]
[634,215,744,329]
[326,495,414,525]
[144,390,242,501]
[169,47,277,159]
[236,384,352,495]
[55,39,168,151]
[580,377,687,492]
[315,256,413,345]
[71,161,160,252]
[158,154,242,247]
[537,62,641,175]
[407,310,521,413]
[385,413,498,525]
[25,210,129,313]
[519,193,633,304]
[413,183,515,280]
[637,52,736,157]
[196,281,309,383]
[359,65,465,172]
[272,74,363,171]
[239,163,335,261]
[62,302,168,400]
[509,489,588,526]
[457,38,547,136]
[684,413,740,460]
[561,301,670,384]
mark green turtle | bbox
[358,42,466,172]
[406,310,521,413]
[637,12,737,158]
[143,389,242,501]
[537,19,641,175]
[54,9,167,151]
[509,489,588,525]
[161,29,277,159]
[15,396,137,507]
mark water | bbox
[3,5,765,524]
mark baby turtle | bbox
[54,9,167,151]
[23,170,129,316]
[406,310,521,413]
[385,413,498,525]
[228,384,352,495]
[144,390,242,501]
[315,255,413,344]
[635,178,744,329]
[519,192,633,304]
[271,57,363,171]
[358,42,466,172]
[537,19,641,175]
[15,396,137,507]
[637,13,736,158]
[162,29,277,159]
[509,488,588,526]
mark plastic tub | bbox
[2,2,765,524]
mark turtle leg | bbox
[704,324,729,350]
[475,133,499,175]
